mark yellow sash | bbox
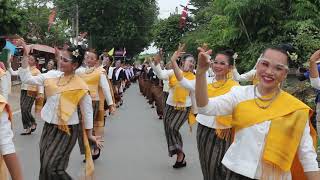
[79,67,108,127]
[35,95,44,114]
[27,66,41,92]
[93,68,107,118]
[78,68,102,99]
[44,75,94,177]
[207,79,239,139]
[44,75,88,132]
[169,71,195,108]
[188,79,239,132]
[232,90,317,176]
[252,73,259,85]
[44,75,88,97]
[96,67,108,127]
[107,79,116,106]
[0,68,11,97]
[27,67,44,113]
[208,79,239,126]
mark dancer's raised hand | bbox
[196,44,212,75]
[310,49,320,63]
[197,43,213,56]
[171,43,186,63]
[89,135,104,149]
[153,48,163,65]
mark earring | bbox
[226,71,231,80]
[279,81,284,89]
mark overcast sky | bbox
[141,0,188,54]
[158,0,187,19]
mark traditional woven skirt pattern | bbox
[92,100,101,127]
[197,123,233,180]
[153,86,164,116]
[163,91,169,107]
[163,105,191,156]
[39,123,79,180]
[113,84,122,104]
[138,76,144,94]
[20,90,36,129]
[226,172,252,180]
[144,80,152,101]
[148,84,156,105]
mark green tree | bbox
[54,0,158,56]
[0,0,24,35]
[0,0,70,45]
[180,0,320,71]
[17,0,70,45]
[153,15,185,52]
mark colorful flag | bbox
[4,41,16,55]
[48,8,57,31]
[108,48,114,56]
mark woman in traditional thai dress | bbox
[171,47,240,179]
[195,44,320,180]
[150,44,197,168]
[18,42,102,180]
[0,94,23,180]
[8,53,43,135]
[77,50,115,160]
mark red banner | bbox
[179,3,189,29]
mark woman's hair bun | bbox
[268,43,295,61]
[278,44,294,54]
[223,49,235,57]
[217,49,235,65]
[67,45,85,66]
[181,54,194,61]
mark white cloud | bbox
[140,43,158,55]
[141,0,188,54]
[158,0,187,19]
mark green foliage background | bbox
[0,0,71,46]
[1,0,159,57]
[153,0,320,72]
[54,0,158,56]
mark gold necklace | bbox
[211,78,227,88]
[57,74,74,87]
[253,85,280,109]
[85,67,96,74]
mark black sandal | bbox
[173,153,186,169]
[20,128,32,135]
[83,149,101,163]
[31,124,37,132]
[92,148,101,160]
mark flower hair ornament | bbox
[232,52,238,60]
[232,52,238,65]
[287,51,298,61]
[72,49,80,58]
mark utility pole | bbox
[75,4,79,46]
[71,17,75,37]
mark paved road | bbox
[11,84,202,180]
